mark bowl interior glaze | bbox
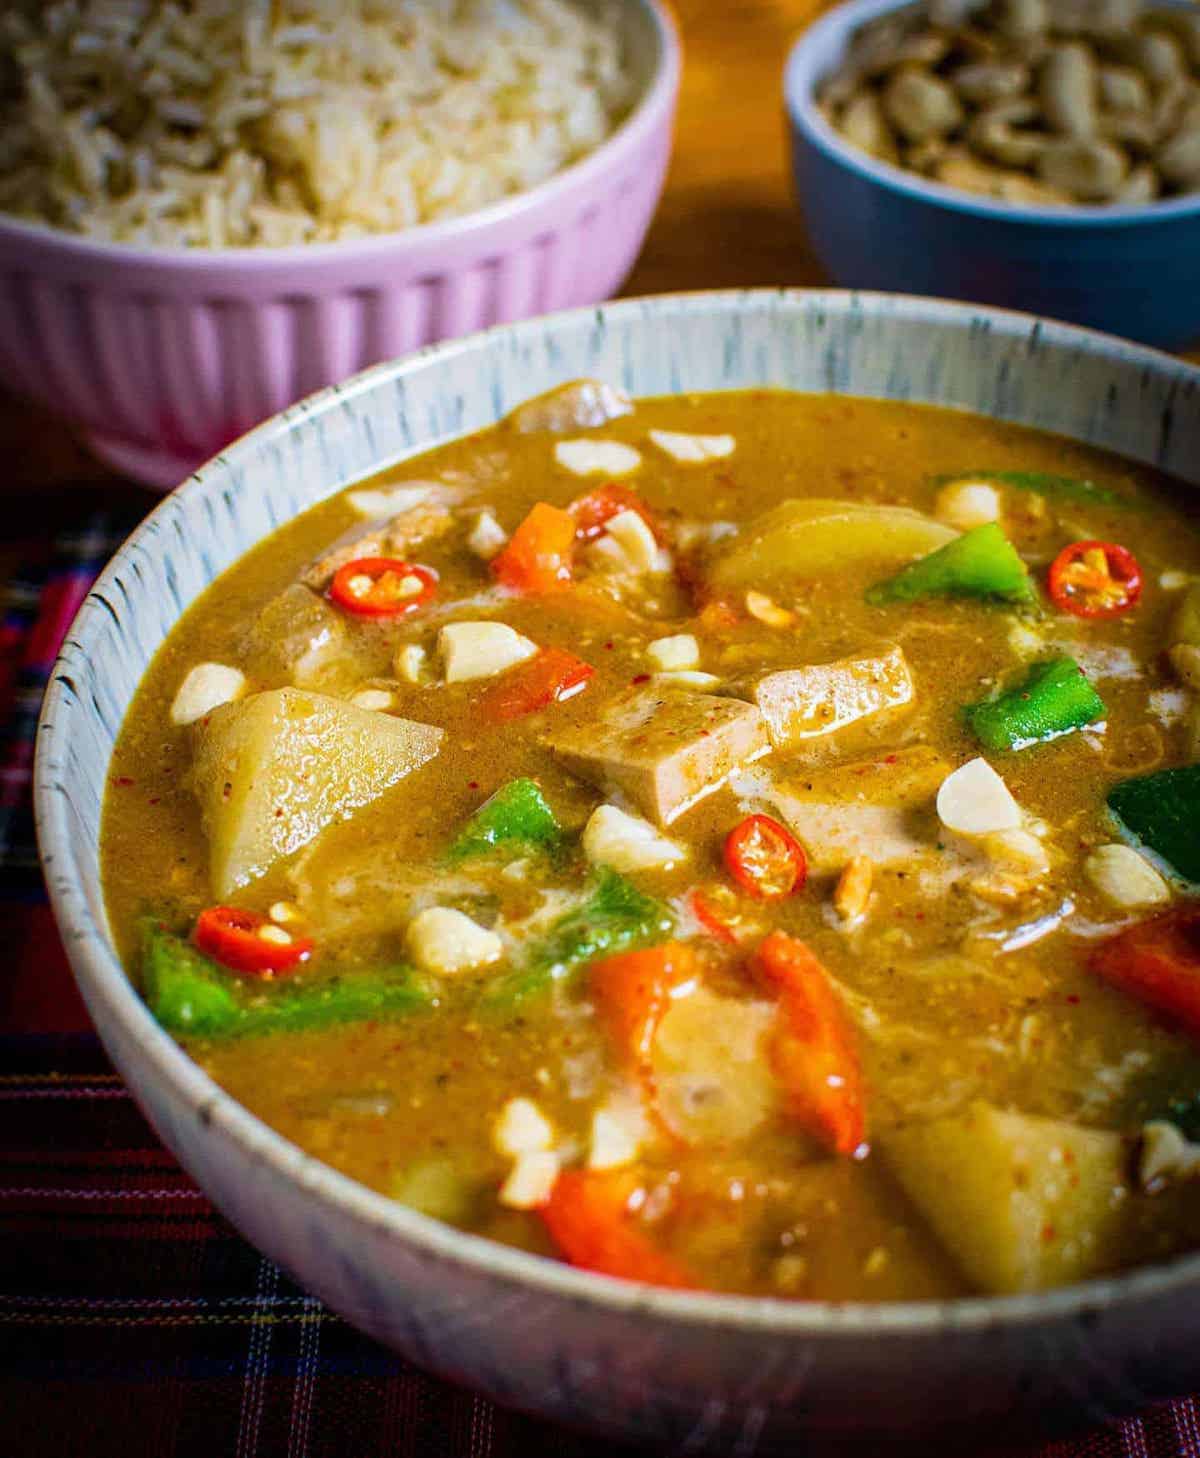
[34,291,1200,1451]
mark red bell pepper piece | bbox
[1088,905,1200,1040]
[753,930,866,1156]
[540,1169,696,1289]
[477,646,594,723]
[490,502,577,593]
[590,942,699,1077]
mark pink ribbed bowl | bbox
[0,1,678,489]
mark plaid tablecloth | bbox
[4,509,1200,1458]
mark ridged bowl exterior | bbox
[35,289,1200,1453]
[0,0,678,489]
[785,0,1200,354]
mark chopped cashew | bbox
[1007,622,1045,659]
[983,828,1050,876]
[1085,843,1170,909]
[405,907,503,975]
[349,688,395,712]
[395,643,428,685]
[935,479,1002,531]
[582,803,688,873]
[647,634,700,672]
[466,510,508,561]
[588,1107,643,1171]
[345,482,440,520]
[170,662,246,726]
[493,1097,555,1159]
[498,1150,560,1210]
[1169,643,1200,691]
[936,757,1022,836]
[587,508,670,575]
[554,439,642,478]
[745,590,794,628]
[438,621,537,683]
[833,855,874,923]
[1139,1121,1200,1192]
[654,670,722,690]
[647,428,735,464]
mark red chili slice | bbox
[689,886,742,943]
[329,558,437,619]
[722,815,808,901]
[194,906,312,977]
[1047,541,1142,619]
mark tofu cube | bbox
[544,684,770,826]
[749,645,914,748]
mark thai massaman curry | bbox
[101,383,1200,1301]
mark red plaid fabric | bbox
[3,512,1199,1458]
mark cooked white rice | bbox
[0,0,635,247]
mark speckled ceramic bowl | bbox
[785,0,1200,353]
[0,0,678,490]
[36,291,1200,1454]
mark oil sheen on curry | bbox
[102,383,1200,1302]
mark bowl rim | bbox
[35,285,1200,1341]
[0,0,680,268]
[784,0,1200,228]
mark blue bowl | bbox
[785,0,1200,352]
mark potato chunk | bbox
[651,987,778,1145]
[749,645,914,747]
[193,688,443,896]
[880,1103,1134,1294]
[544,684,770,826]
[709,500,956,587]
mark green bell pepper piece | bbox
[965,657,1106,751]
[483,867,674,1010]
[866,523,1034,606]
[446,778,561,863]
[142,924,433,1040]
[931,470,1126,508]
[142,925,243,1037]
[1108,764,1200,886]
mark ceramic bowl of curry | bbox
[35,290,1200,1452]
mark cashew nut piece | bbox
[837,90,900,163]
[1041,43,1099,135]
[970,98,1052,165]
[1113,160,1161,200]
[1037,135,1130,197]
[1099,64,1151,114]
[883,68,965,141]
[952,60,1031,104]
[1158,124,1200,187]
